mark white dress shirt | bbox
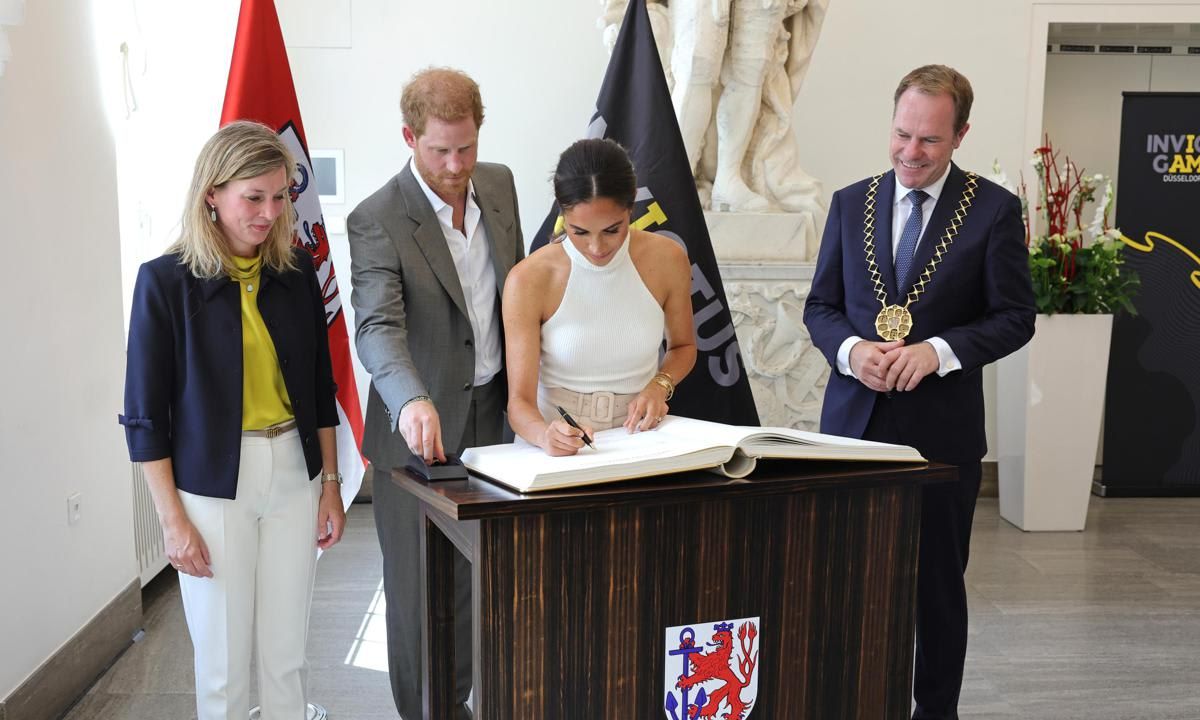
[412,166,502,386]
[836,165,963,378]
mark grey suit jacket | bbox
[347,161,524,472]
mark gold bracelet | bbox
[649,371,674,401]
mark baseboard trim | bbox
[980,461,998,498]
[0,579,141,720]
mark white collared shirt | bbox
[836,165,962,379]
[412,164,502,386]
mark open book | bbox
[461,415,925,493]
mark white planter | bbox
[997,313,1113,531]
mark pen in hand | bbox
[556,405,595,449]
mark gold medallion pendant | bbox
[859,172,979,342]
[875,304,913,341]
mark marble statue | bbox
[601,0,829,215]
[600,0,674,88]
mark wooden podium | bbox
[391,460,954,719]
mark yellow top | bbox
[230,255,293,430]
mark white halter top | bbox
[539,233,665,394]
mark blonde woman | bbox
[120,120,344,720]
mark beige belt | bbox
[540,386,638,425]
[242,418,297,438]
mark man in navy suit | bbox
[804,65,1035,719]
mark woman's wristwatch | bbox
[320,471,343,485]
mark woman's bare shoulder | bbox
[507,241,569,291]
[631,228,688,266]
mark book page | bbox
[739,426,924,461]
[542,422,719,470]
[653,416,923,461]
[748,426,916,448]
[651,415,761,447]
[463,421,728,490]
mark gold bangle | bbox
[649,372,674,401]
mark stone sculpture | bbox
[601,0,830,214]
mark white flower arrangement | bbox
[999,137,1139,315]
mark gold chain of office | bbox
[862,172,979,340]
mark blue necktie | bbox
[894,189,929,292]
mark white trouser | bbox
[177,428,321,720]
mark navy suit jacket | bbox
[803,164,1035,463]
[120,247,339,499]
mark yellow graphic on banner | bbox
[632,201,668,230]
[1120,231,1200,290]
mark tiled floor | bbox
[961,498,1200,719]
[61,498,1200,719]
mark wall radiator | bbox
[131,463,169,586]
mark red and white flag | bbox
[221,0,366,507]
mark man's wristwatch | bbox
[401,395,432,414]
[320,471,343,485]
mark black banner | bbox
[531,0,759,426]
[1100,92,1200,495]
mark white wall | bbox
[99,3,238,336]
[0,0,135,701]
[794,1,1034,202]
[1044,51,1200,203]
[1044,53,1152,187]
[285,0,610,243]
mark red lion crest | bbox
[676,621,759,719]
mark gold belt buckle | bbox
[265,423,284,438]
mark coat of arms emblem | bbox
[663,617,760,719]
[276,123,342,326]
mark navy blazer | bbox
[120,247,339,499]
[804,165,1036,463]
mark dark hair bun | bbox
[552,138,637,211]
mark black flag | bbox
[531,0,759,426]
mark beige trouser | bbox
[538,385,641,431]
